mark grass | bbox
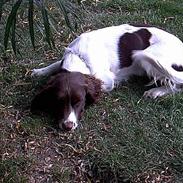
[1,0,183,182]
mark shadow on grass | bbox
[86,160,131,183]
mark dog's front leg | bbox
[32,60,62,77]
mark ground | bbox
[1,0,183,182]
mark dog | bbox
[31,23,183,131]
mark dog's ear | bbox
[84,75,102,106]
[31,82,57,115]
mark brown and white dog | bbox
[31,24,183,130]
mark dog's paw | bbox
[31,68,46,78]
[102,82,114,92]
[96,72,115,92]
[143,87,168,99]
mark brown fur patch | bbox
[172,64,183,72]
[118,28,152,68]
[84,74,102,105]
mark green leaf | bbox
[11,16,16,54]
[40,3,53,48]
[56,0,73,31]
[4,0,22,51]
[28,0,35,48]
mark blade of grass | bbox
[28,0,35,49]
[34,22,44,36]
[4,0,22,51]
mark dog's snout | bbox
[62,121,74,131]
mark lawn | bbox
[1,0,183,182]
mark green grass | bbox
[1,0,183,182]
[0,157,29,183]
[83,88,183,182]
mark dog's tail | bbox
[132,50,183,88]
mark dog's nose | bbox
[62,121,74,131]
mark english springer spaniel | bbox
[31,24,183,131]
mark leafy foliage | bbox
[0,0,80,54]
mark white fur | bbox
[58,109,78,130]
[64,110,78,130]
[32,24,183,98]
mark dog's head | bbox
[31,69,102,131]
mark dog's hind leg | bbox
[32,60,62,77]
[132,48,183,98]
[143,85,183,99]
[143,86,174,99]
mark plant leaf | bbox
[56,0,73,31]
[4,0,22,51]
[28,0,35,48]
[11,16,16,54]
[40,3,53,48]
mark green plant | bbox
[0,0,81,54]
